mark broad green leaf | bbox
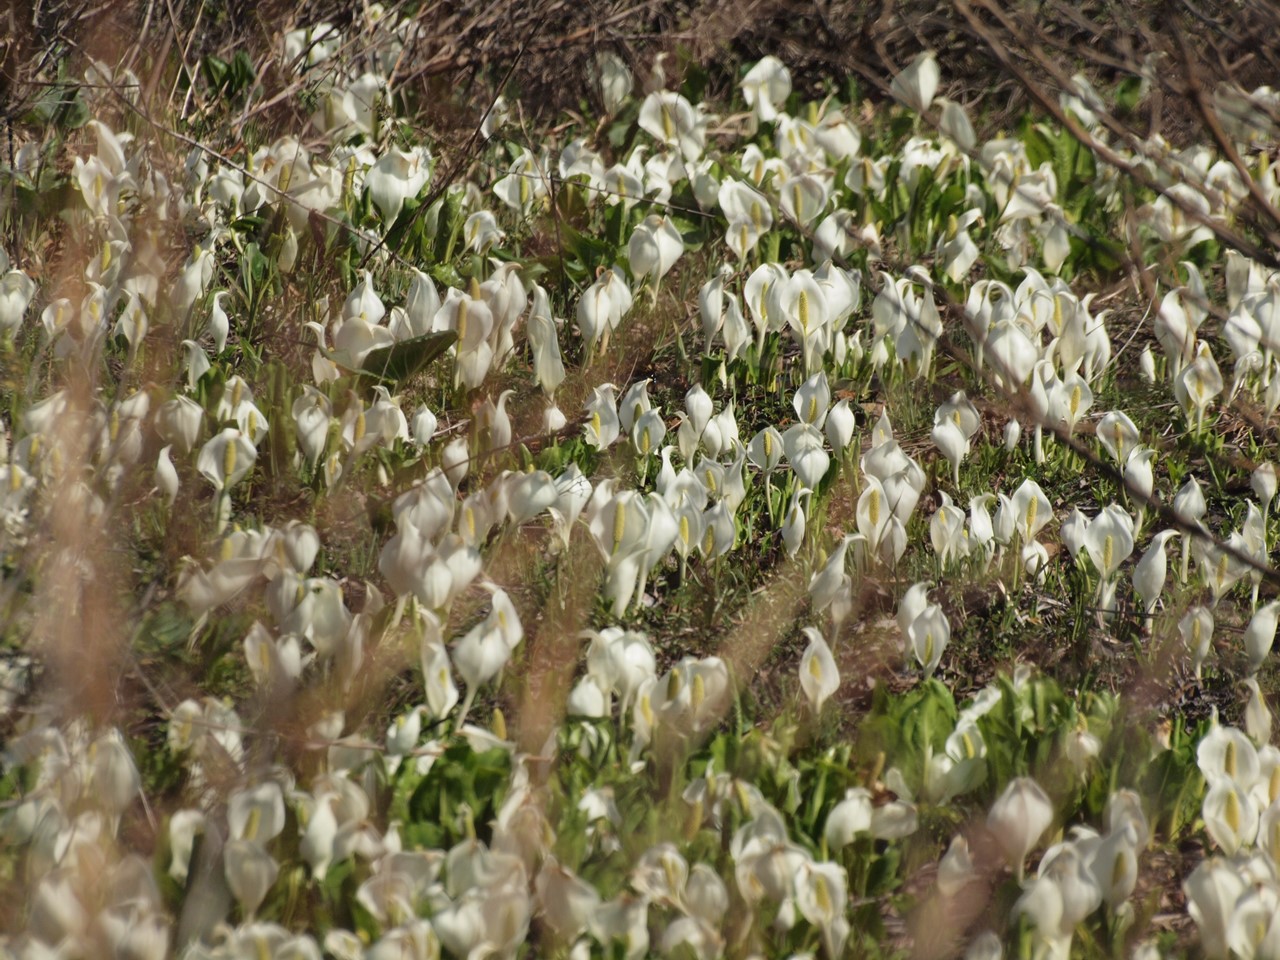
[354,330,457,385]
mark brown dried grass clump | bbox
[10,0,1279,152]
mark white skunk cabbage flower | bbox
[198,428,256,492]
[987,777,1053,881]
[890,51,940,113]
[747,425,785,474]
[1197,720,1260,791]
[0,266,37,336]
[1004,478,1049,544]
[741,56,791,122]
[931,418,968,489]
[628,214,684,285]
[463,210,504,254]
[1183,858,1245,960]
[228,782,286,843]
[1252,462,1279,513]
[1134,530,1178,616]
[908,603,950,679]
[938,98,976,150]
[299,793,339,880]
[1244,599,1280,675]
[799,626,839,713]
[168,810,206,883]
[585,384,621,449]
[783,423,830,490]
[1175,341,1224,431]
[1202,776,1259,854]
[856,475,891,552]
[782,487,812,557]
[792,371,831,427]
[720,179,773,261]
[594,52,633,114]
[155,446,179,506]
[779,174,830,228]
[1084,504,1135,581]
[795,859,850,957]
[1179,606,1215,679]
[824,398,855,453]
[366,146,431,225]
[577,267,633,355]
[1244,678,1272,747]
[493,148,548,216]
[224,839,279,919]
[638,91,706,161]
[937,209,983,283]
[535,859,601,943]
[825,788,873,850]
[1096,410,1140,464]
[938,835,978,898]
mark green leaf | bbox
[607,118,631,149]
[1050,129,1078,203]
[555,180,591,222]
[866,843,902,895]
[1184,237,1222,270]
[202,55,230,92]
[909,166,941,250]
[229,214,268,234]
[382,194,427,253]
[889,112,915,142]
[25,81,88,130]
[353,330,457,385]
[430,263,464,289]
[239,241,269,304]
[1114,76,1144,115]
[1021,123,1054,172]
[229,51,256,95]
[560,222,614,274]
[404,739,511,848]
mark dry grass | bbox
[4,2,1280,953]
[6,0,1268,738]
